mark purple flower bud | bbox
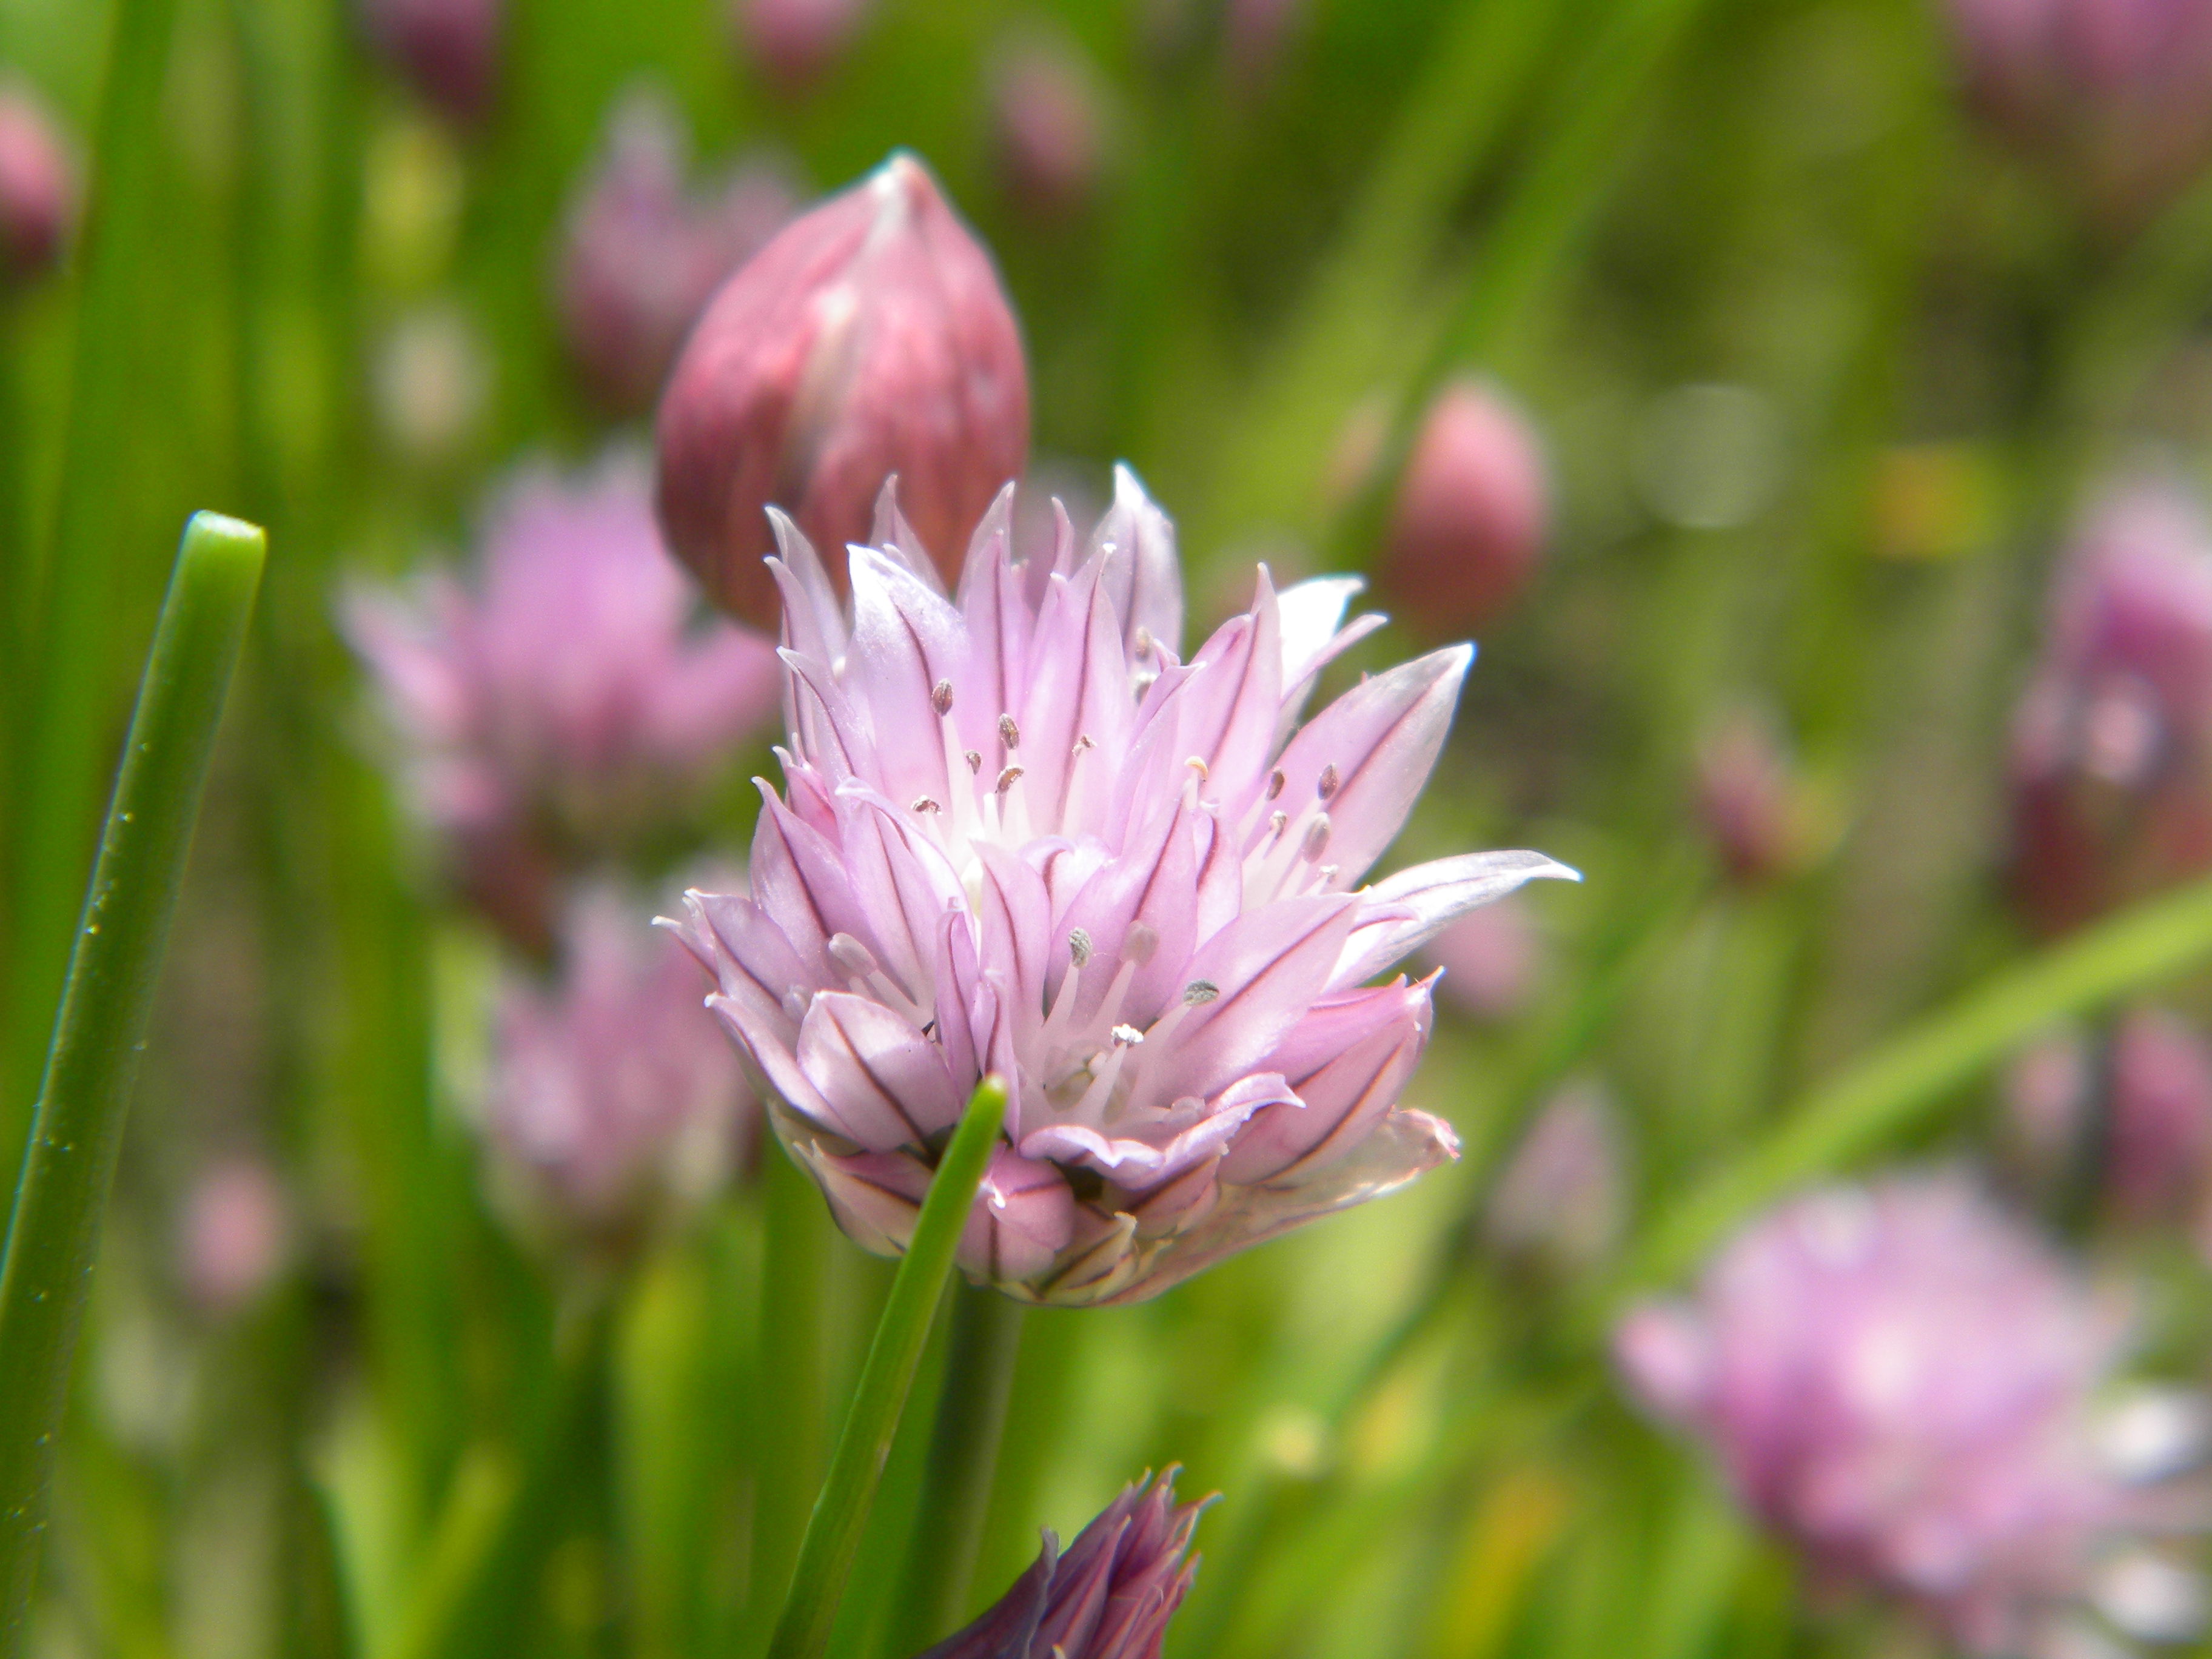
[0,88,72,284]
[1423,893,1542,1021]
[344,452,780,945]
[487,884,753,1249]
[1615,1172,2200,1653]
[665,468,1578,1304]
[1377,380,1549,638]
[2011,480,2212,934]
[990,35,1111,219]
[915,1470,1205,1659]
[360,0,501,126]
[655,153,1030,631]
[178,1159,290,1314]
[1694,703,1803,883]
[558,90,799,415]
[1222,0,1307,92]
[2108,1007,2212,1225]
[1944,0,2212,224]
[1482,1083,1624,1275]
[736,0,873,90]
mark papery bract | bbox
[916,1470,1204,1659]
[666,468,1575,1304]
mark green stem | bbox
[748,1146,830,1651]
[0,512,264,1653]
[880,1284,1025,1655]
[766,1078,1008,1659]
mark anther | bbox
[1266,769,1286,801]
[1301,814,1333,862]
[1111,1024,1145,1046]
[910,796,941,814]
[964,749,983,774]
[1317,763,1341,801]
[999,713,1021,749]
[995,765,1025,795]
[931,679,954,716]
[1068,928,1093,967]
[1133,626,1154,660]
[1269,810,1289,837]
[1184,756,1210,780]
[1124,922,1158,965]
[1182,980,1220,1006]
[1072,734,1096,756]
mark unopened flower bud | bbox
[1224,0,1307,93]
[178,1159,290,1314]
[1482,1082,1624,1276]
[1694,703,1805,883]
[0,88,72,284]
[1376,380,1548,637]
[360,0,501,126]
[558,89,798,414]
[989,33,1110,218]
[2107,1006,2212,1225]
[737,0,873,92]
[655,152,1030,628]
[1424,893,1541,1021]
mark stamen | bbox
[1133,625,1153,661]
[1184,756,1210,781]
[1111,1024,1144,1046]
[999,713,1021,750]
[1316,763,1341,802]
[931,679,954,716]
[1124,922,1158,965]
[1184,980,1220,1005]
[1068,928,1094,967]
[995,765,1025,795]
[1267,768,1286,801]
[910,796,940,814]
[1072,733,1096,756]
[1071,1039,1133,1125]
[1301,813,1332,862]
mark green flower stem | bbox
[0,512,264,1653]
[1601,865,2212,1317]
[880,1283,1026,1655]
[748,1142,830,1652]
[766,1078,1008,1659]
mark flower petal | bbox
[796,991,963,1149]
[1332,849,1581,988]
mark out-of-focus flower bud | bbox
[1424,892,1542,1021]
[2108,1007,2212,1225]
[178,1159,291,1315]
[0,88,72,284]
[1694,703,1811,883]
[1999,1024,2094,1188]
[990,34,1111,218]
[2011,481,2212,934]
[372,303,491,466]
[344,451,780,947]
[558,89,798,415]
[1482,1082,1624,1276]
[360,0,501,126]
[1375,380,1548,638]
[914,1470,1204,1658]
[1943,0,2212,226]
[1615,1171,2205,1654]
[487,883,754,1253]
[1223,0,1307,92]
[655,153,1030,629]
[737,0,873,91]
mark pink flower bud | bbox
[1376,380,1548,637]
[737,0,872,91]
[1224,0,1307,92]
[1694,703,1804,883]
[360,0,501,126]
[990,35,1111,218]
[1483,1083,1624,1275]
[1424,893,1542,1021]
[1945,0,2212,226]
[558,90,798,414]
[179,1160,290,1314]
[655,153,1030,629]
[2107,1007,2212,1225]
[0,88,72,284]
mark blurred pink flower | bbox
[990,35,1111,218]
[916,1471,1203,1658]
[0,87,71,284]
[1695,703,1803,883]
[487,883,754,1247]
[2011,480,2212,933]
[1616,1172,2200,1653]
[1424,893,1542,1021]
[179,1160,290,1314]
[1483,1083,1624,1275]
[1945,0,2212,224]
[558,89,798,414]
[667,467,1575,1304]
[737,0,872,90]
[344,452,780,943]
[360,0,501,125]
[656,153,1029,630]
[1223,0,1307,91]
[1376,381,1549,639]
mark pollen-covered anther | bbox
[1301,814,1333,862]
[1072,733,1096,756]
[995,765,1025,795]
[1184,756,1210,780]
[1317,763,1341,801]
[1267,768,1286,800]
[1133,625,1154,660]
[1111,1024,1145,1046]
[1068,927,1094,966]
[1269,809,1289,839]
[910,796,941,814]
[1124,921,1159,965]
[1182,979,1220,1007]
[931,679,954,716]
[964,749,984,774]
[999,712,1021,749]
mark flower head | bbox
[178,1159,291,1314]
[345,452,780,944]
[916,1470,1203,1659]
[485,882,753,1250]
[558,89,798,414]
[1376,379,1548,638]
[1615,1172,2201,1653]
[360,0,502,126]
[2011,480,2212,933]
[666,468,1575,1304]
[655,153,1029,629]
[0,87,72,284]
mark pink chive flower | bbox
[916,1471,1203,1659]
[360,0,501,126]
[2107,1007,2212,1225]
[1482,1083,1624,1276]
[178,1160,291,1314]
[989,33,1111,218]
[665,468,1577,1305]
[558,89,798,415]
[344,453,780,947]
[2011,481,2212,934]
[1944,0,2212,226]
[486,883,754,1249]
[1695,703,1805,884]
[737,0,873,90]
[655,152,1029,631]
[0,87,72,284]
[1424,893,1542,1021]
[1615,1172,2204,1654]
[1376,380,1549,639]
